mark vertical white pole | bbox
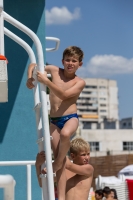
[0,0,4,55]
[27,165,31,200]
[33,69,44,153]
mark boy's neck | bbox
[73,160,82,165]
[63,70,76,79]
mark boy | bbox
[35,138,94,200]
[26,46,85,198]
[95,189,103,200]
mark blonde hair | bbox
[62,46,84,62]
[70,138,90,155]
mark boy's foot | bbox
[53,159,62,172]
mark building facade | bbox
[75,79,133,157]
[77,78,119,129]
[80,129,133,157]
[120,117,133,129]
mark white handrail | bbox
[4,28,36,63]
[0,2,4,54]
[0,174,16,200]
[0,161,35,166]
[27,165,32,200]
[4,28,43,160]
[3,11,44,68]
[46,37,60,52]
[0,0,3,8]
[3,11,54,200]
[0,161,35,200]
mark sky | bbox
[45,0,133,120]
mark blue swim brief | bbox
[50,113,78,130]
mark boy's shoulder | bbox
[76,75,86,81]
[45,65,59,72]
[81,163,94,171]
[86,164,94,172]
[75,76,86,86]
[66,158,94,177]
[80,163,94,178]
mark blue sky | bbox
[45,1,133,119]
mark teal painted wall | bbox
[0,0,45,199]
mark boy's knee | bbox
[60,129,70,139]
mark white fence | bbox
[0,160,38,200]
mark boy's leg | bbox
[50,123,66,200]
[53,117,79,172]
[50,123,60,158]
[56,159,66,200]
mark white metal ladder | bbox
[0,1,60,199]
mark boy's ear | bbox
[79,61,83,68]
[70,153,76,160]
[62,59,64,65]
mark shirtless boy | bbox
[27,46,85,198]
[26,46,85,199]
[35,138,94,200]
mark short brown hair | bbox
[70,137,90,155]
[62,46,84,62]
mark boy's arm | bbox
[35,163,42,187]
[66,157,94,177]
[47,78,85,100]
[26,63,58,89]
[35,152,46,187]
[37,71,86,100]
[27,63,58,78]
[35,152,57,187]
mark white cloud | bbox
[46,7,81,25]
[77,55,133,77]
[76,66,88,78]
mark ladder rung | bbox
[40,174,47,178]
[33,65,51,78]
[34,102,41,110]
[36,136,53,144]
[36,137,44,144]
[40,173,56,178]
[47,74,51,78]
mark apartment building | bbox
[77,78,119,129]
[80,129,133,156]
[120,117,133,129]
